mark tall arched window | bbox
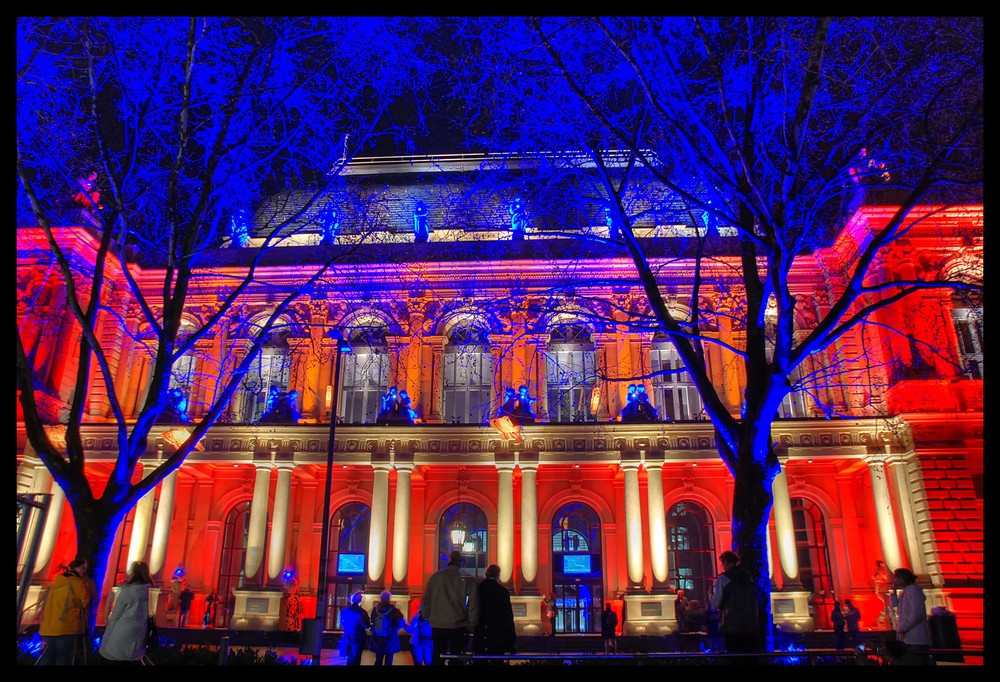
[953,307,983,379]
[777,368,813,418]
[443,323,492,424]
[667,501,716,605]
[649,333,702,420]
[551,503,603,634]
[326,502,371,631]
[163,318,198,412]
[791,497,835,629]
[438,502,488,580]
[340,325,390,424]
[545,323,597,423]
[237,327,293,424]
[216,500,253,629]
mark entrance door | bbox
[553,581,602,634]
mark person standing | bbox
[369,590,405,666]
[831,600,847,649]
[473,564,516,659]
[406,607,434,665]
[894,568,933,665]
[422,550,479,665]
[844,599,862,648]
[37,558,92,665]
[601,602,619,654]
[177,585,194,627]
[674,588,689,633]
[339,590,371,666]
[710,550,759,658]
[541,592,558,637]
[203,589,219,629]
[98,561,153,665]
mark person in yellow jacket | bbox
[38,558,92,665]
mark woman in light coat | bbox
[98,561,153,664]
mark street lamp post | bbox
[300,330,349,663]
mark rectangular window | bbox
[953,308,983,380]
[340,351,389,424]
[650,344,702,420]
[443,351,492,424]
[545,348,597,423]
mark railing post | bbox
[218,635,230,665]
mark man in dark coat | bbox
[339,590,371,666]
[710,550,759,656]
[473,564,516,659]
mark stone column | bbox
[864,452,904,572]
[391,463,414,592]
[496,462,516,585]
[368,462,393,589]
[427,338,446,422]
[621,460,646,591]
[645,461,670,591]
[267,461,295,581]
[149,465,178,576]
[244,462,273,582]
[127,463,154,568]
[519,462,539,593]
[772,457,803,589]
[16,451,64,577]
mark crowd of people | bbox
[31,547,938,666]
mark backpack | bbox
[371,605,399,637]
[719,567,758,634]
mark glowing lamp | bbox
[161,428,205,451]
[450,519,467,548]
[42,424,68,451]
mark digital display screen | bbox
[337,553,365,574]
[563,554,591,574]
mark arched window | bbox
[649,333,702,420]
[791,497,835,629]
[545,323,597,423]
[443,323,492,424]
[326,502,371,631]
[438,502,488,580]
[165,319,198,411]
[777,368,812,418]
[551,503,603,634]
[216,500,254,629]
[340,325,390,424]
[238,327,293,423]
[667,501,716,605]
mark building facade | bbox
[16,155,983,645]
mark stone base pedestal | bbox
[771,590,814,633]
[622,593,676,635]
[231,589,284,630]
[510,595,546,636]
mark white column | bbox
[149,469,178,576]
[772,462,801,585]
[244,463,272,581]
[267,462,295,580]
[519,464,538,586]
[35,480,66,576]
[864,453,904,571]
[391,464,414,586]
[497,463,516,584]
[368,463,392,586]
[645,462,669,585]
[887,453,927,577]
[127,463,154,568]
[621,461,645,589]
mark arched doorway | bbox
[325,502,371,631]
[551,503,603,634]
[791,497,835,629]
[215,500,254,628]
[666,501,716,605]
[438,502,488,579]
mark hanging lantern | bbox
[161,427,206,451]
[589,385,601,414]
[450,468,468,547]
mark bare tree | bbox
[441,16,983,648]
[16,16,434,628]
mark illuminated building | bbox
[16,153,982,646]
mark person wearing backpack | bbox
[710,550,759,659]
[369,590,405,666]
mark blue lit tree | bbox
[16,16,435,629]
[441,16,982,648]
